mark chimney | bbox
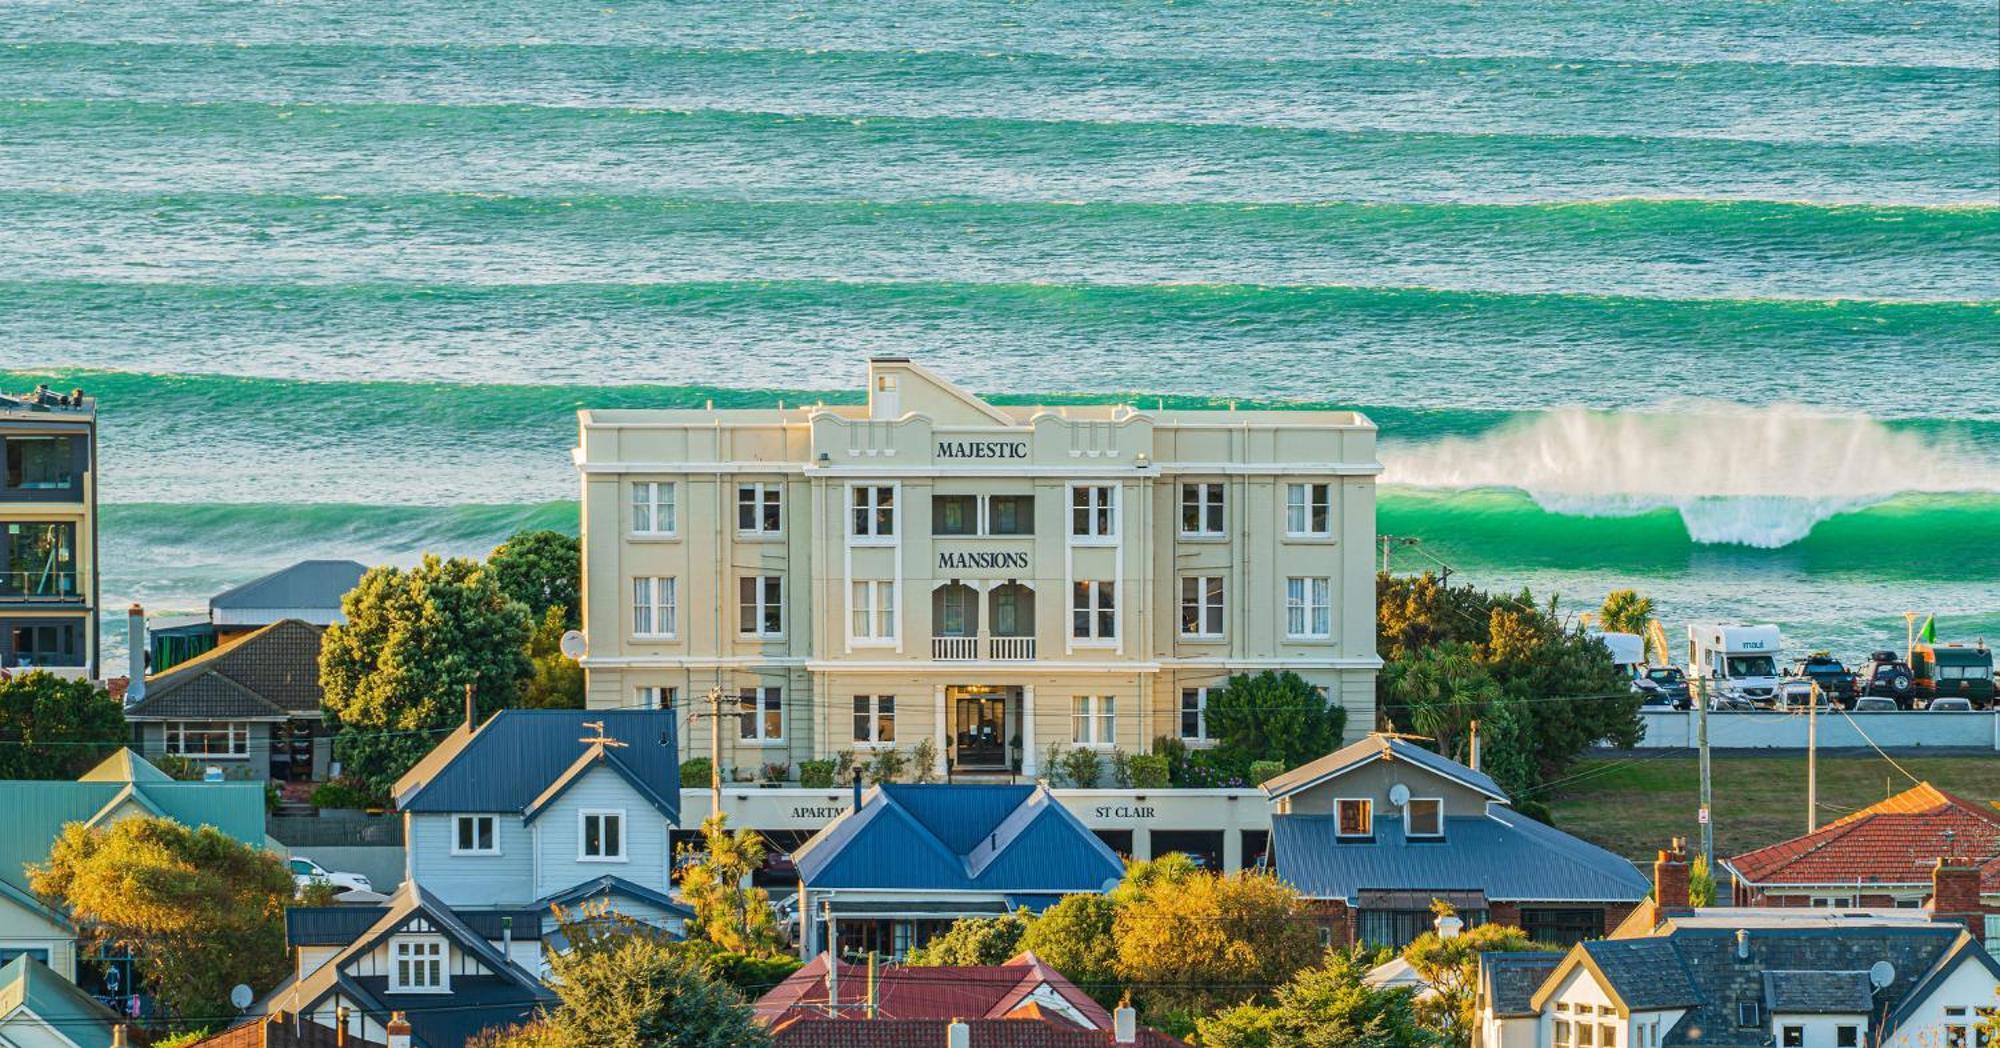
[946,1020,971,1048]
[1468,720,1481,773]
[111,1026,128,1048]
[336,1006,350,1048]
[1114,1006,1138,1044]
[1735,928,1750,961]
[1930,856,1983,935]
[502,915,513,959]
[125,605,146,702]
[386,1012,412,1048]
[1654,837,1691,910]
[464,681,477,730]
[852,768,864,810]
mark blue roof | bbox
[395,709,679,822]
[1263,734,1507,802]
[795,784,1123,894]
[1271,808,1650,905]
[537,874,695,918]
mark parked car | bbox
[1774,679,1831,712]
[1911,641,1995,708]
[1641,666,1692,709]
[1858,651,1918,707]
[1707,691,1758,712]
[1787,654,1858,706]
[1928,696,1974,712]
[1852,697,1900,713]
[289,856,372,893]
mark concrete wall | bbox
[1636,709,1999,750]
[287,845,406,895]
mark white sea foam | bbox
[1383,403,2000,547]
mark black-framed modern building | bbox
[0,385,97,679]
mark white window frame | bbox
[1180,575,1225,638]
[1285,482,1333,538]
[849,483,897,541]
[1286,576,1332,639]
[1069,483,1117,541]
[850,579,897,645]
[451,814,499,856]
[852,695,896,746]
[165,721,249,759]
[1072,580,1117,643]
[637,685,678,711]
[1071,695,1117,748]
[1335,797,1373,839]
[1180,482,1226,537]
[739,686,784,743]
[389,935,449,993]
[739,575,784,638]
[1404,797,1444,839]
[632,576,677,638]
[736,482,783,536]
[630,481,677,536]
[1179,687,1209,742]
[578,808,627,863]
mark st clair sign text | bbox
[936,439,1029,460]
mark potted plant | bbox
[760,762,791,787]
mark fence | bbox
[1636,709,2000,750]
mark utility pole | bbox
[1695,675,1713,872]
[822,896,840,1015]
[1806,681,1819,834]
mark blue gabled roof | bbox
[537,874,695,918]
[1263,734,1507,803]
[1271,807,1650,905]
[795,784,1124,894]
[396,709,678,822]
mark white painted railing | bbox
[932,636,977,660]
[988,636,1036,660]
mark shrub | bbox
[308,777,381,810]
[264,779,283,813]
[910,738,939,783]
[1128,755,1170,789]
[1248,760,1285,786]
[1151,736,1189,785]
[154,754,203,781]
[832,750,858,787]
[1182,750,1246,789]
[1109,749,1133,788]
[1043,743,1071,785]
[1060,747,1104,788]
[796,760,836,789]
[679,757,714,788]
[866,747,908,785]
[760,762,790,784]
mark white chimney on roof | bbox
[1114,1006,1138,1044]
[946,1019,970,1048]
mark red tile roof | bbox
[771,1018,1185,1048]
[1726,783,2000,891]
[756,952,1113,1030]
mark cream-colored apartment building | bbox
[574,358,1380,781]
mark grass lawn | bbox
[1546,751,2000,864]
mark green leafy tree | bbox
[906,909,1034,966]
[1198,949,1442,1048]
[1110,852,1200,908]
[0,671,126,780]
[1597,589,1655,636]
[488,529,581,629]
[319,555,534,794]
[1380,644,1501,764]
[1204,671,1347,776]
[1401,905,1551,1047]
[472,920,769,1048]
[678,813,784,955]
[520,605,585,709]
[30,816,292,1023]
[1018,893,1120,1004]
[1113,869,1322,1018]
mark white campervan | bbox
[1590,631,1647,678]
[1687,623,1783,706]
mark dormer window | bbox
[1336,798,1372,839]
[390,936,448,992]
[1405,798,1443,838]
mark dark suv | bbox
[1640,666,1691,709]
[1787,654,1858,707]
[1858,651,1918,708]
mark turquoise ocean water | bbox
[2,0,1996,658]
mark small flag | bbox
[1918,615,1936,644]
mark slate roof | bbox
[1725,782,2000,892]
[393,709,679,822]
[1884,931,2000,1033]
[1271,806,1650,904]
[253,883,554,1048]
[1761,970,1874,1014]
[210,560,366,615]
[758,951,1113,1030]
[1579,939,1703,1010]
[0,954,122,1048]
[771,1018,1187,1048]
[1479,951,1566,1018]
[1262,734,1506,802]
[128,618,328,720]
[793,784,1123,894]
[0,749,266,906]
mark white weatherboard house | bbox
[391,708,690,936]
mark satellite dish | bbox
[1388,783,1411,808]
[1868,960,1896,990]
[559,630,587,660]
[230,983,254,1009]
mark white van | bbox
[1590,631,1647,678]
[1687,623,1783,706]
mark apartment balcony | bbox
[932,636,978,661]
[930,634,1037,661]
[0,570,82,602]
[988,635,1036,661]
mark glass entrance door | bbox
[949,686,1013,770]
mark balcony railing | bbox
[932,636,978,661]
[0,570,81,601]
[988,636,1036,660]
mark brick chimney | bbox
[1930,856,1983,935]
[1654,837,1691,910]
[386,1012,413,1048]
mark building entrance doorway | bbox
[948,685,1018,771]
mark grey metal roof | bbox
[1582,939,1703,1010]
[210,560,366,613]
[1761,970,1874,1014]
[395,709,679,821]
[1481,951,1566,1017]
[130,619,327,718]
[1263,734,1506,802]
[1271,808,1650,904]
[537,874,694,918]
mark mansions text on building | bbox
[574,358,1380,780]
